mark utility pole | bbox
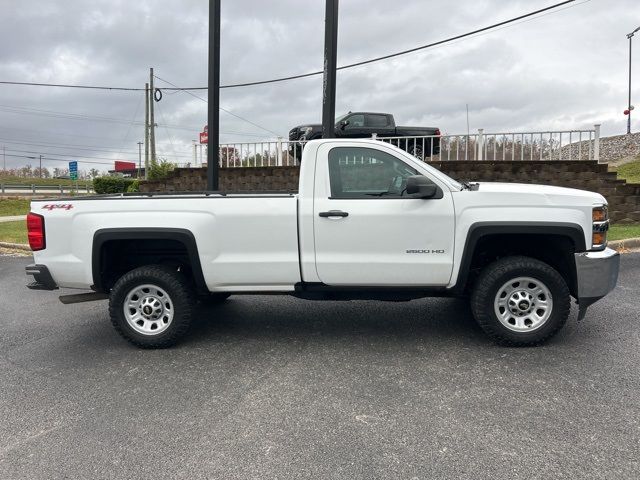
[144,82,150,179]
[321,0,339,139]
[207,0,221,191]
[149,68,157,165]
[39,154,43,178]
[137,142,143,178]
[627,27,640,134]
[192,140,197,167]
[2,145,5,171]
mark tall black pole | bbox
[207,0,221,190]
[628,33,633,135]
[322,0,339,139]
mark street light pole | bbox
[627,26,640,135]
[207,0,221,191]
[322,0,339,139]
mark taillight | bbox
[27,212,46,251]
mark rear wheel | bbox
[109,265,195,348]
[407,142,424,160]
[470,256,570,346]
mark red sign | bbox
[200,131,208,144]
[114,161,136,171]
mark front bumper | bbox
[25,264,58,290]
[574,247,620,316]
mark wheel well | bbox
[92,230,207,294]
[464,233,578,297]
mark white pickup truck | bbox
[26,139,619,348]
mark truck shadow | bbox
[185,295,488,347]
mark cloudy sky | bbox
[0,0,639,173]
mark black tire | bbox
[198,293,231,305]
[407,143,424,160]
[109,265,195,348]
[470,256,570,346]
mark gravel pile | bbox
[561,132,640,163]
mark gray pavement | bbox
[0,254,639,479]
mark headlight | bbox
[592,206,609,249]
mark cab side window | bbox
[328,147,418,198]
[345,114,365,128]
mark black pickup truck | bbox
[289,112,440,159]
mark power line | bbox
[153,74,282,136]
[0,0,580,92]
[0,137,192,158]
[0,104,268,136]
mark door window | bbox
[366,114,390,128]
[328,147,418,198]
[344,114,365,128]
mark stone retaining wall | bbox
[139,161,640,223]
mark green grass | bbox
[609,224,640,241]
[615,160,640,184]
[0,220,27,244]
[0,198,30,216]
[0,175,91,187]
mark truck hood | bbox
[474,182,606,205]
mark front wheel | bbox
[470,256,570,346]
[109,265,195,348]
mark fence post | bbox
[1,184,4,194]
[60,185,63,194]
[276,136,283,167]
[477,129,484,160]
[31,184,36,194]
[594,124,601,163]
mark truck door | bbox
[312,143,455,286]
[336,113,368,138]
[365,113,396,137]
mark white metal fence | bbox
[214,125,601,167]
[0,184,93,194]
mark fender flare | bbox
[453,222,586,293]
[92,228,207,294]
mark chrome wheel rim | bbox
[124,284,174,335]
[494,276,553,332]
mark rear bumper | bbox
[25,264,58,290]
[574,247,619,309]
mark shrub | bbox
[126,179,140,193]
[93,176,136,194]
[148,158,175,180]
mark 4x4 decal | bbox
[42,204,74,211]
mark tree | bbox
[89,168,100,179]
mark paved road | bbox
[1,255,639,479]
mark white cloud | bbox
[0,0,638,173]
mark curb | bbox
[609,237,640,251]
[0,242,31,252]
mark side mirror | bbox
[339,120,349,130]
[406,175,442,199]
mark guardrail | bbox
[0,184,94,194]
[212,125,601,167]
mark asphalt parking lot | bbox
[1,254,639,479]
